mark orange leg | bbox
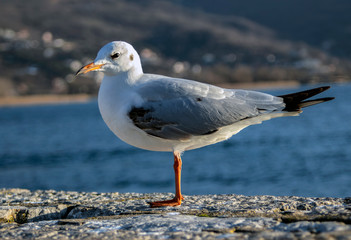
[149,152,184,207]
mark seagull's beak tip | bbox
[75,69,83,76]
[75,62,104,76]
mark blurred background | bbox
[0,0,350,197]
[1,0,351,96]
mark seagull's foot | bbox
[149,195,184,208]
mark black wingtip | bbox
[322,96,335,101]
[279,86,334,111]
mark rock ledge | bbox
[1,188,350,239]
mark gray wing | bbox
[129,76,285,140]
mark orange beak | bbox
[75,62,105,76]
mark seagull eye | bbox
[111,52,120,59]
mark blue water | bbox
[0,84,350,198]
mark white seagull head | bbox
[76,41,142,77]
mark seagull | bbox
[76,41,334,207]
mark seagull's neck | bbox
[102,66,143,92]
[105,65,143,86]
[99,67,141,113]
[127,64,143,84]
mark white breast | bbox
[98,76,180,152]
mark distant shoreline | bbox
[0,80,323,107]
[0,94,93,107]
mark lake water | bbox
[0,83,350,198]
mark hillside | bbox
[0,0,350,96]
[179,0,351,58]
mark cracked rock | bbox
[1,188,351,239]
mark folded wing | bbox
[129,77,285,140]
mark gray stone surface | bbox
[0,188,350,239]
